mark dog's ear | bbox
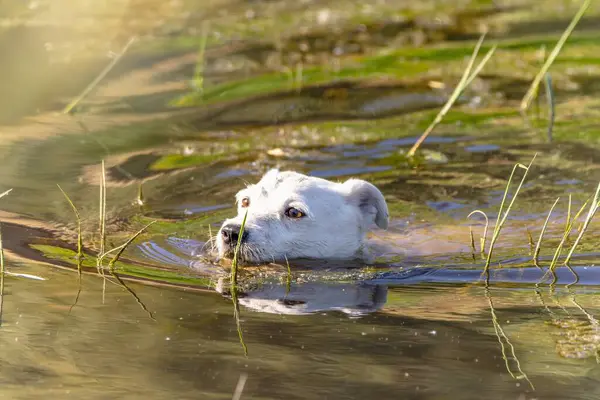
[259,168,280,183]
[343,179,389,229]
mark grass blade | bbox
[469,226,476,255]
[100,160,107,255]
[231,210,249,288]
[544,73,555,142]
[107,221,157,273]
[0,189,12,199]
[408,33,496,156]
[467,210,489,256]
[548,199,589,272]
[97,160,107,278]
[533,197,560,266]
[462,44,498,89]
[63,37,136,114]
[520,0,592,112]
[193,21,210,94]
[563,182,600,266]
[105,221,157,321]
[565,194,572,235]
[527,230,534,255]
[57,185,84,272]
[484,155,537,272]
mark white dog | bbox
[216,169,389,263]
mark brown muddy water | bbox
[1,0,600,399]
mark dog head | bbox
[216,169,388,263]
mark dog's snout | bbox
[221,224,248,245]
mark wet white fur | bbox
[216,169,389,263]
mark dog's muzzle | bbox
[220,223,249,249]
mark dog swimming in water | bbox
[216,169,389,264]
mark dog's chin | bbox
[217,247,266,265]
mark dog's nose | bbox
[221,224,248,245]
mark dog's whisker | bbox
[199,240,213,253]
[242,245,255,264]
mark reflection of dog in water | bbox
[217,169,389,264]
[216,278,388,316]
[136,236,389,316]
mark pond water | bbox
[1,0,600,399]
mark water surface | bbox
[1,0,600,398]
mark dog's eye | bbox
[285,207,305,219]
[241,197,250,208]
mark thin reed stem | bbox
[408,33,496,156]
[57,185,84,272]
[520,0,591,112]
[484,155,537,272]
[63,37,136,114]
[533,197,560,266]
[230,210,249,288]
[563,182,600,266]
[193,21,210,93]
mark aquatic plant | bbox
[97,160,107,277]
[468,155,537,275]
[520,0,592,113]
[547,199,589,274]
[57,184,84,272]
[544,72,555,142]
[467,210,489,257]
[533,197,560,267]
[408,32,496,156]
[562,183,600,266]
[192,21,210,94]
[230,209,249,288]
[63,37,137,114]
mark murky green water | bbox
[1,0,600,398]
